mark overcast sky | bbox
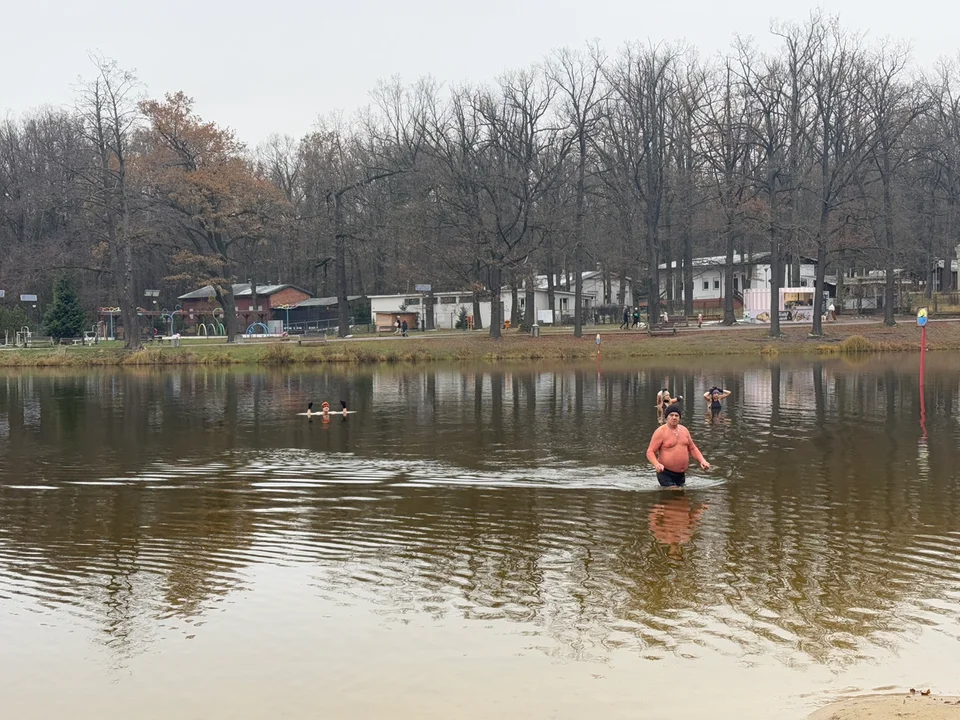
[2,0,956,146]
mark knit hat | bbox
[664,403,682,418]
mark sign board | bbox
[778,310,792,321]
[414,284,432,292]
[20,294,37,302]
[144,289,160,297]
[0,290,4,298]
[537,309,555,325]
[917,307,928,327]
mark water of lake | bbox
[1,356,959,719]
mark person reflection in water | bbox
[646,404,710,487]
[648,493,708,555]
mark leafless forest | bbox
[2,12,959,345]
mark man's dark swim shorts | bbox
[656,468,686,487]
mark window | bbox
[702,281,709,291]
[440,296,456,304]
[714,279,720,289]
[404,298,420,306]
[733,277,739,291]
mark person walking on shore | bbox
[646,404,710,487]
[620,308,630,330]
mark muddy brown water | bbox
[1,356,959,719]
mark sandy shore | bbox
[809,693,960,719]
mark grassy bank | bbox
[0,320,948,367]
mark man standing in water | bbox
[646,404,710,487]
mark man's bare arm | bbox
[646,429,664,468]
[686,433,710,469]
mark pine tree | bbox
[43,277,86,341]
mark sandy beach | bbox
[809,693,960,719]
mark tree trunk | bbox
[524,286,535,329]
[683,222,694,317]
[573,136,586,338]
[472,293,483,331]
[723,225,736,325]
[545,232,557,321]
[510,279,520,327]
[647,220,660,325]
[249,275,259,330]
[335,193,350,337]
[836,247,846,316]
[574,246,583,337]
[121,235,141,350]
[489,264,502,339]
[811,208,829,337]
[215,283,239,341]
[882,153,896,327]
[768,157,781,338]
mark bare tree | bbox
[76,55,144,349]
[807,17,876,336]
[862,43,924,325]
[548,42,608,336]
[735,40,788,336]
[600,43,679,325]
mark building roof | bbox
[658,253,817,270]
[287,295,362,308]
[178,283,312,301]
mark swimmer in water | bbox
[306,400,348,418]
[703,387,731,415]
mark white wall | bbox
[582,276,633,306]
[660,263,817,300]
[504,290,577,324]
[370,294,493,329]
[750,263,817,290]
[659,268,749,301]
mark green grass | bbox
[0,321,945,367]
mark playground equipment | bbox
[245,322,269,335]
[159,308,183,337]
[198,309,226,336]
[15,326,31,347]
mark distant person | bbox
[620,308,630,329]
[662,309,669,323]
[401,320,408,337]
[306,400,348,419]
[646,404,710,487]
[394,318,401,335]
[697,313,703,329]
[703,387,732,415]
[632,309,640,328]
[656,389,683,423]
[828,302,836,321]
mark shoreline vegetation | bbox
[0,320,948,368]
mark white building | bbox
[532,270,634,308]
[658,253,817,309]
[504,286,579,325]
[369,291,493,331]
[369,284,583,331]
